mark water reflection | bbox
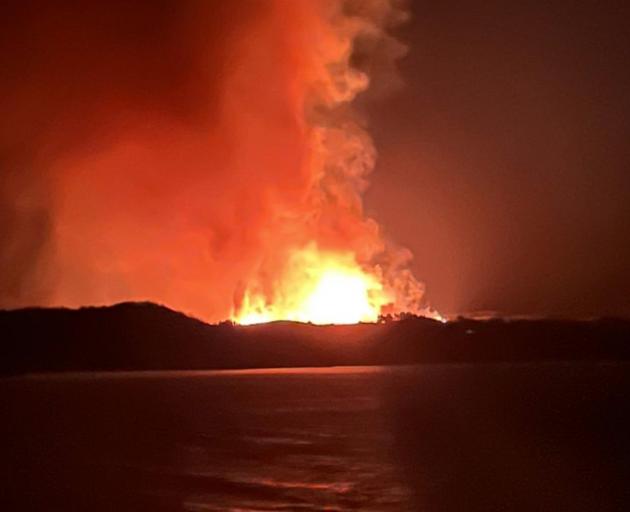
[2,364,629,511]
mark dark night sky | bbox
[367,0,630,317]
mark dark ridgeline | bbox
[1,302,629,375]
[2,303,630,511]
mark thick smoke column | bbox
[0,0,428,322]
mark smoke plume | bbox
[0,0,426,322]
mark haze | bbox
[367,0,630,317]
[1,0,628,319]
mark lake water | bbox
[2,363,629,511]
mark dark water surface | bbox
[2,363,629,511]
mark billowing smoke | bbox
[0,0,427,322]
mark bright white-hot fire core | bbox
[233,246,390,325]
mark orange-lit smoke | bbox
[0,0,433,323]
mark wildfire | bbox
[15,0,439,326]
[233,245,390,325]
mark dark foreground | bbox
[2,363,629,511]
[1,302,630,375]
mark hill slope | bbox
[1,302,629,375]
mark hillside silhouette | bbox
[1,302,629,376]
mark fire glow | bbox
[234,245,390,325]
[2,1,441,326]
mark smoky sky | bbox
[1,0,629,319]
[367,0,630,317]
[0,0,418,321]
[0,0,296,316]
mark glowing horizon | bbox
[232,245,390,326]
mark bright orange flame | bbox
[233,245,390,325]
